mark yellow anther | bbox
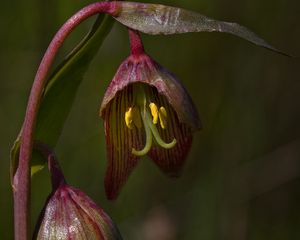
[125,107,142,129]
[125,107,134,129]
[158,107,168,129]
[149,102,159,124]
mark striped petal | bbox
[103,85,144,200]
[147,87,193,176]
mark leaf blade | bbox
[114,2,287,55]
[36,14,114,146]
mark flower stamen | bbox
[149,102,159,124]
[125,106,142,129]
[126,84,177,157]
[158,106,167,129]
[125,107,134,129]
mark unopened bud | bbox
[36,184,122,240]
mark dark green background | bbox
[1,0,299,239]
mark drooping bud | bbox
[35,184,122,240]
[34,145,122,240]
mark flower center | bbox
[124,84,177,156]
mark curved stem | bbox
[13,2,118,239]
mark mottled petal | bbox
[100,54,201,131]
[103,85,144,200]
[36,184,122,240]
[100,54,154,116]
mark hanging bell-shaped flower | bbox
[100,30,201,200]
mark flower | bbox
[35,183,122,240]
[34,151,122,240]
[100,52,201,200]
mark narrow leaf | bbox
[36,14,113,146]
[114,2,287,55]
[11,14,114,179]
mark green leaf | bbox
[10,14,114,179]
[114,2,287,55]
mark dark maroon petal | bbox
[149,132,192,177]
[103,85,144,200]
[148,89,193,176]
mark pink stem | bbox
[128,28,145,56]
[13,2,118,239]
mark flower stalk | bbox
[13,2,117,239]
[128,28,145,56]
[12,0,287,238]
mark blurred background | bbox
[1,0,299,239]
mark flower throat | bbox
[124,84,177,156]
